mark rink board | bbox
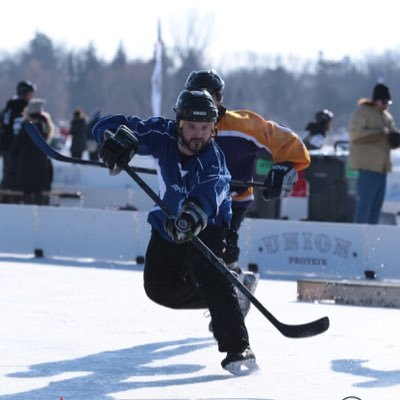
[297,278,400,308]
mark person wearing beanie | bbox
[348,83,397,224]
[372,83,392,103]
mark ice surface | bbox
[0,258,399,400]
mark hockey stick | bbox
[24,122,266,188]
[26,121,329,338]
[120,163,329,338]
[24,123,154,175]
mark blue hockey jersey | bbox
[93,114,232,242]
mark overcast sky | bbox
[2,0,400,69]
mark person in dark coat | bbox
[69,108,88,159]
[12,98,54,205]
[0,80,36,202]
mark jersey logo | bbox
[171,184,187,194]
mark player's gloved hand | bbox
[98,125,139,174]
[92,114,130,144]
[263,162,298,201]
[164,201,208,243]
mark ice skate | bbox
[229,262,259,318]
[221,346,259,376]
[236,269,259,318]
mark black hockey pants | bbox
[223,205,248,266]
[143,226,249,353]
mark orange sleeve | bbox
[218,110,311,171]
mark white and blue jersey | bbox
[93,114,232,242]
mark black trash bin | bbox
[304,151,356,222]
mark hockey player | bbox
[185,70,311,317]
[92,89,256,374]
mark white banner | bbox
[151,21,162,116]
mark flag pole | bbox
[151,19,162,116]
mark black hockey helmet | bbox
[185,70,224,101]
[315,109,334,123]
[174,90,218,123]
[16,80,36,96]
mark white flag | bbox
[151,21,162,116]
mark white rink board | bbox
[1,205,399,281]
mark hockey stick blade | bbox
[25,122,108,167]
[191,234,329,338]
[25,122,156,174]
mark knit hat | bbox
[372,84,391,102]
[27,98,46,114]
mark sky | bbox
[2,0,400,70]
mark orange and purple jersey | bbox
[215,109,310,206]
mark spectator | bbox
[0,80,36,202]
[69,108,87,159]
[349,83,397,224]
[12,98,54,205]
[303,109,334,150]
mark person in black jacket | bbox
[0,80,36,202]
[12,98,54,205]
[69,108,88,159]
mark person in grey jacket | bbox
[348,83,397,224]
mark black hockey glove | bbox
[263,162,298,201]
[164,201,208,243]
[98,125,139,174]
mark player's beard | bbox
[179,134,210,155]
[187,138,207,153]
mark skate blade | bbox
[223,358,260,376]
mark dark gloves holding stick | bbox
[98,125,139,174]
[263,162,298,201]
[165,201,208,243]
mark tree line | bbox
[1,32,400,140]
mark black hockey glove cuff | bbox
[263,162,298,201]
[164,201,208,243]
[98,125,139,172]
